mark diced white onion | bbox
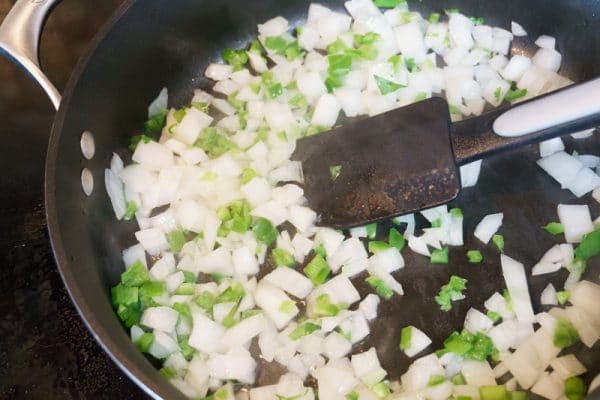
[460,160,482,188]
[148,87,168,117]
[540,283,558,305]
[141,306,179,332]
[464,308,494,333]
[501,254,535,324]
[557,203,593,243]
[263,267,314,299]
[474,213,503,244]
[511,21,527,37]
[402,326,432,358]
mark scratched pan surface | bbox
[45,0,600,399]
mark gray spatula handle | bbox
[451,77,600,165]
[494,78,600,137]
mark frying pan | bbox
[1,0,599,398]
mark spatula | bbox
[292,78,600,228]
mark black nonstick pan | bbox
[1,0,599,398]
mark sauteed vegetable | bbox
[104,0,600,398]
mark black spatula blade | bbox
[293,97,460,228]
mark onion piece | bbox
[550,355,587,380]
[532,245,564,275]
[565,167,600,198]
[135,228,169,256]
[589,374,600,394]
[311,94,341,127]
[535,35,556,49]
[148,330,179,360]
[401,326,432,358]
[511,21,527,37]
[205,64,233,81]
[540,283,558,305]
[569,280,600,322]
[221,313,266,350]
[314,228,345,259]
[323,331,352,359]
[533,47,562,72]
[105,169,127,220]
[557,204,593,243]
[254,281,299,329]
[207,348,257,384]
[122,243,147,268]
[537,151,584,189]
[368,247,404,273]
[531,372,564,400]
[407,234,431,256]
[487,319,532,351]
[501,254,535,324]
[351,347,387,387]
[461,360,496,387]
[288,205,317,233]
[263,267,314,299]
[314,361,358,399]
[484,292,514,321]
[148,87,168,117]
[474,213,503,244]
[539,137,564,157]
[464,308,494,333]
[189,305,225,353]
[173,108,213,145]
[328,237,368,274]
[358,294,380,321]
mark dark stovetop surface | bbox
[0,1,146,398]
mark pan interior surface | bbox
[45,0,600,398]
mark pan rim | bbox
[43,0,173,399]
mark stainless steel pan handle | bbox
[0,0,61,110]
